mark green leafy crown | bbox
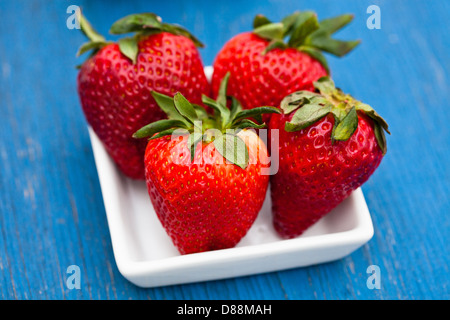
[252,11,360,72]
[281,77,390,154]
[133,73,281,169]
[76,12,203,65]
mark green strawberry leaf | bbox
[188,131,204,162]
[305,14,360,57]
[192,104,209,120]
[263,39,288,54]
[373,122,387,155]
[316,14,355,35]
[132,119,187,139]
[253,22,285,41]
[151,91,189,125]
[76,41,108,57]
[229,96,243,122]
[234,119,267,130]
[213,133,249,169]
[288,11,320,47]
[232,106,280,124]
[253,14,272,29]
[216,72,230,108]
[332,106,358,141]
[313,77,337,95]
[285,103,332,132]
[173,92,198,124]
[280,91,322,114]
[109,13,162,34]
[161,23,204,48]
[307,32,360,57]
[280,11,301,36]
[202,94,230,128]
[118,37,138,64]
[331,106,347,122]
[355,102,390,134]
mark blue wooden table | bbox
[0,0,448,300]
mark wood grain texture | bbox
[0,0,448,299]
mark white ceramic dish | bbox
[88,66,374,288]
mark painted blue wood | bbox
[0,0,448,299]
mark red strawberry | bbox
[269,77,390,238]
[212,11,359,116]
[76,13,210,179]
[133,74,280,254]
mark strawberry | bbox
[269,77,390,239]
[76,13,210,179]
[133,74,280,254]
[212,11,359,117]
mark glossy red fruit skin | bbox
[269,112,383,239]
[77,32,210,179]
[211,32,327,110]
[144,131,269,254]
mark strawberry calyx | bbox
[281,77,390,154]
[76,12,203,65]
[252,11,360,72]
[133,73,280,169]
[109,13,204,64]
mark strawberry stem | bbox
[78,12,106,43]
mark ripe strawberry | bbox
[269,77,390,238]
[76,13,210,179]
[134,74,280,254]
[212,11,359,116]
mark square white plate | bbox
[88,66,374,288]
